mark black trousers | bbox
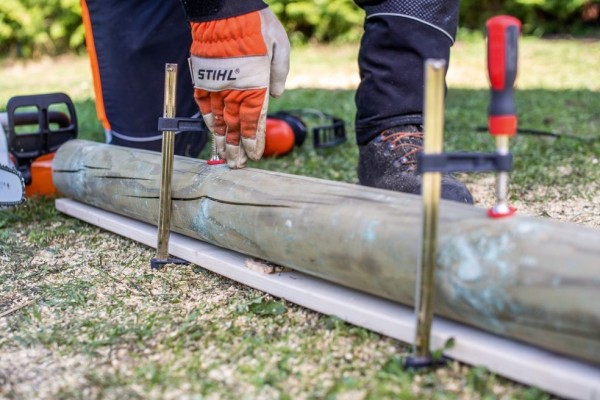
[354,0,460,145]
[84,0,457,151]
[83,0,207,156]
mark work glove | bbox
[189,8,290,168]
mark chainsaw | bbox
[0,123,24,207]
[0,93,77,208]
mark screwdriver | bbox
[486,15,521,218]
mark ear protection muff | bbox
[263,116,297,157]
[264,111,307,157]
[264,109,346,157]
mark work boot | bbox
[358,125,474,204]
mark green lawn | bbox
[2,38,597,194]
[1,36,599,399]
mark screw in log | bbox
[404,59,448,369]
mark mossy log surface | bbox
[53,140,600,364]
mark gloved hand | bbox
[189,8,290,168]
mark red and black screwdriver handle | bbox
[486,16,521,218]
[486,16,522,136]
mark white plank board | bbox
[56,198,600,400]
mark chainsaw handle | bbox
[11,111,72,129]
[6,92,78,165]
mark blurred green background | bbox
[0,0,599,58]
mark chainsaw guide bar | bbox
[0,164,25,207]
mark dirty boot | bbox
[358,125,474,204]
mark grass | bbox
[0,203,554,399]
[1,35,598,398]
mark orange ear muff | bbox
[264,112,307,157]
[272,111,307,147]
[264,118,295,157]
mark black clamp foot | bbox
[403,355,449,370]
[150,257,188,270]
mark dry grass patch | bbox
[0,199,553,399]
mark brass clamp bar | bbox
[404,59,447,369]
[151,64,188,269]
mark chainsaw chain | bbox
[0,163,25,208]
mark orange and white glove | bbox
[190,8,290,169]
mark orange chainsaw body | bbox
[25,153,57,197]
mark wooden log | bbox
[53,140,600,364]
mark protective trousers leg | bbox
[82,0,208,157]
[354,0,460,145]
